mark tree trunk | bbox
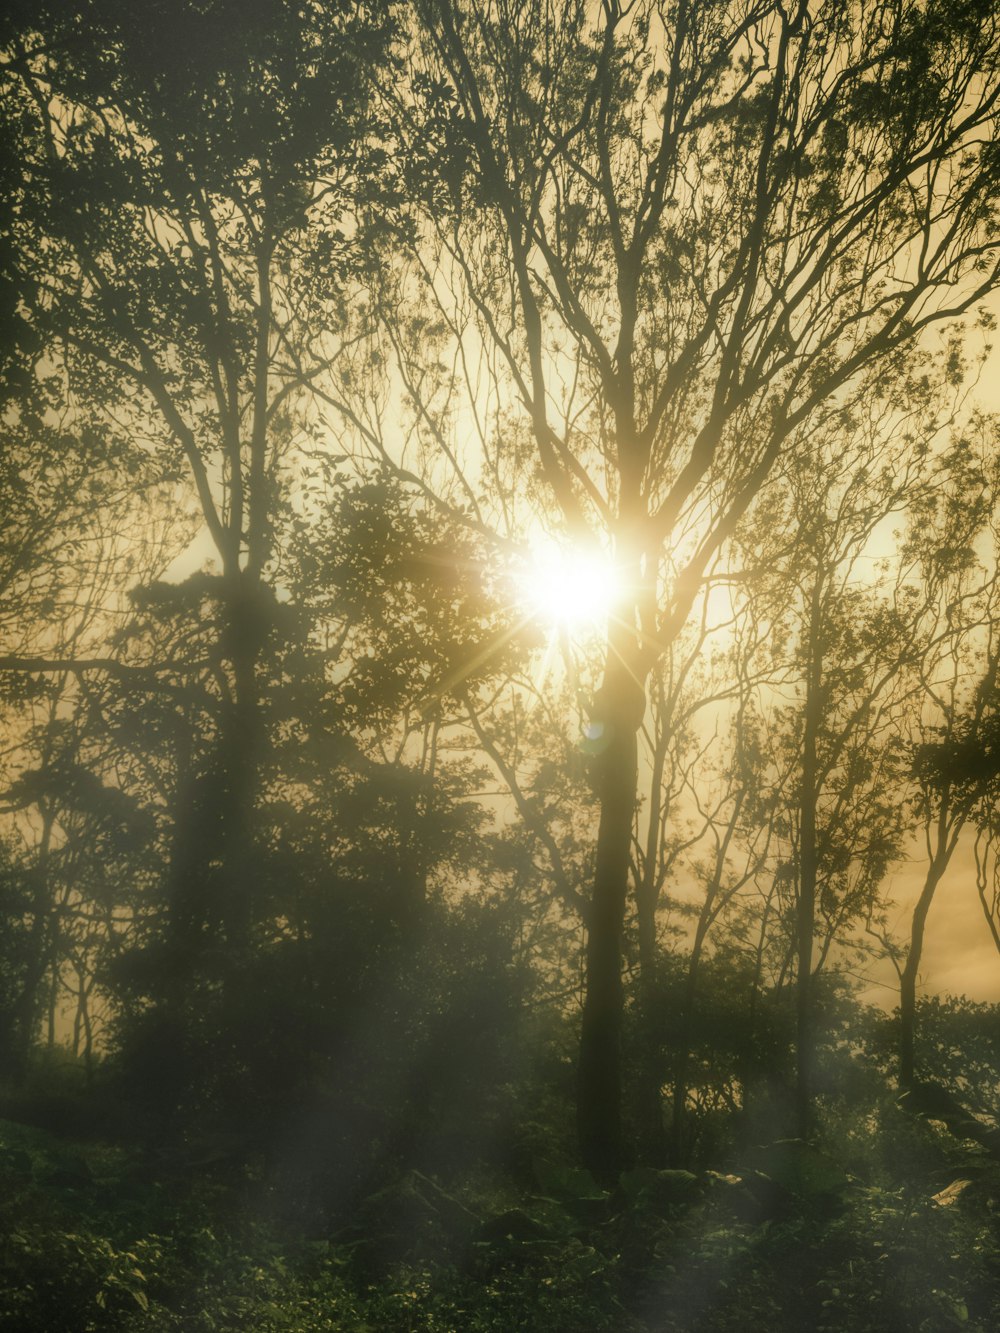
[633,885,666,1162]
[577,650,645,1180]
[217,572,265,952]
[670,796,744,1162]
[670,916,711,1165]
[796,575,823,1139]
[899,851,949,1090]
[633,684,670,1162]
[165,573,264,965]
[46,962,58,1047]
[14,804,57,1072]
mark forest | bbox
[4,0,1000,1328]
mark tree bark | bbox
[218,573,263,952]
[165,573,264,959]
[577,649,645,1180]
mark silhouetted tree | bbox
[1,0,397,954]
[393,0,1000,1173]
[906,440,1000,1086]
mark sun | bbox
[519,541,619,634]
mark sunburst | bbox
[518,541,619,634]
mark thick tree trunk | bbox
[577,652,645,1180]
[166,573,264,959]
[217,572,265,951]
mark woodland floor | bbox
[3,1071,1000,1333]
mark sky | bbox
[864,836,1000,1007]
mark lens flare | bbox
[521,542,618,633]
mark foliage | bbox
[3,0,1000,1326]
[866,996,1000,1126]
[6,1008,1000,1332]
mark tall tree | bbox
[1,0,396,950]
[394,0,1000,1172]
[749,420,935,1133]
[905,434,1000,1086]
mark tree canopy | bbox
[5,2,1000,1327]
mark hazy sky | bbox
[868,836,1000,1007]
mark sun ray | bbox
[517,541,620,635]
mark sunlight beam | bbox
[519,542,619,635]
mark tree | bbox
[745,416,940,1132]
[2,5,574,1182]
[905,434,1000,1086]
[660,635,781,1162]
[1,0,396,951]
[393,0,1000,1173]
[0,400,176,1069]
